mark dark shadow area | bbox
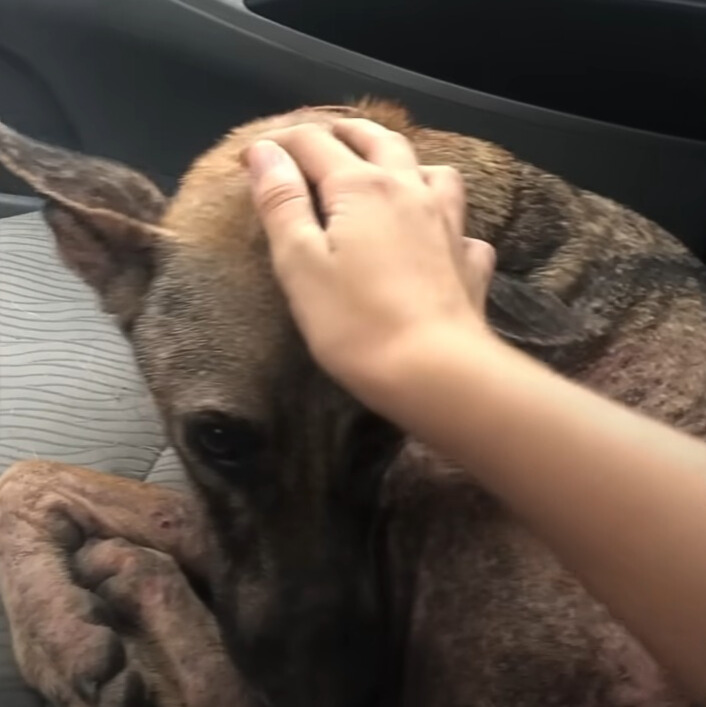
[250,0,706,141]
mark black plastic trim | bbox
[87,0,706,255]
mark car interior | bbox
[1,0,706,703]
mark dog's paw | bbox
[7,580,154,707]
[73,538,186,618]
[74,538,248,707]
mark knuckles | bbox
[255,180,310,216]
[321,167,418,203]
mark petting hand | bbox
[246,118,496,400]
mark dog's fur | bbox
[0,100,705,707]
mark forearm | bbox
[250,116,706,697]
[369,326,706,700]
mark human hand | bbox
[246,118,496,402]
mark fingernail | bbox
[246,140,288,180]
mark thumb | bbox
[247,140,325,264]
[461,238,496,310]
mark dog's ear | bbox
[487,272,604,347]
[0,121,167,325]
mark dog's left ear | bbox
[0,121,167,326]
[488,272,606,347]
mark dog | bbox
[0,99,704,707]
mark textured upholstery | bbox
[0,212,188,705]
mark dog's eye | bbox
[185,412,265,470]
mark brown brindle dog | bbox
[0,100,704,707]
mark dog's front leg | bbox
[0,459,215,706]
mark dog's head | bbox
[0,100,588,707]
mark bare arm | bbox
[246,118,706,700]
[373,323,706,700]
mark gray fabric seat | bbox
[0,211,188,705]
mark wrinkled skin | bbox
[0,100,704,707]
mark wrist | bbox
[350,319,505,425]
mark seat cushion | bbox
[0,211,188,705]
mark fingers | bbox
[333,118,421,172]
[421,164,488,305]
[263,125,366,183]
[421,166,466,237]
[463,238,496,282]
[462,238,497,308]
[247,140,326,268]
[248,122,473,306]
